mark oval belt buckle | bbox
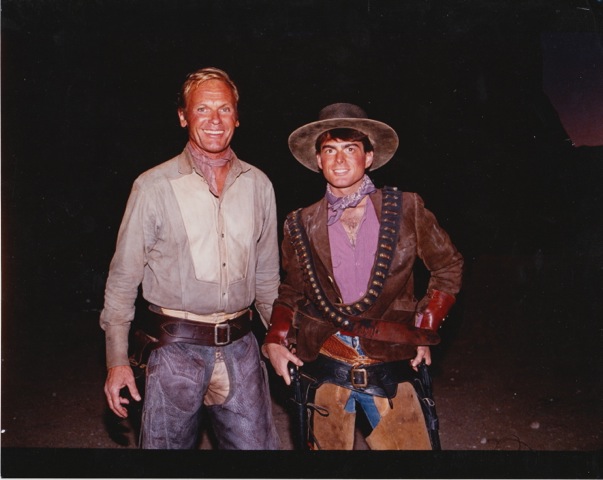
[350,365,368,388]
[214,322,231,346]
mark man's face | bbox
[316,138,374,196]
[178,79,239,159]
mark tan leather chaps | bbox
[311,382,432,450]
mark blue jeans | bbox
[140,332,280,449]
[335,333,382,428]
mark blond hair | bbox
[178,67,239,109]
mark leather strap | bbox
[296,309,440,345]
[301,353,418,398]
[144,308,252,347]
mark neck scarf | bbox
[325,174,377,225]
[186,142,233,197]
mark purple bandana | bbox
[186,142,233,197]
[325,175,377,225]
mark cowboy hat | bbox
[288,103,399,172]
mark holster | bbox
[413,362,442,450]
[129,328,159,370]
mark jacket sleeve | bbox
[272,214,308,321]
[413,193,463,296]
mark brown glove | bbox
[417,290,456,331]
[263,304,294,348]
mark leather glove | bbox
[263,304,294,348]
[416,289,456,331]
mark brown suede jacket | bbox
[273,188,463,363]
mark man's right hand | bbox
[104,365,141,418]
[262,343,303,386]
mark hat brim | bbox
[288,118,399,172]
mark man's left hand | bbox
[410,346,431,371]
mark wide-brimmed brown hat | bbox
[288,103,399,172]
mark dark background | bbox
[1,0,602,477]
[3,0,602,314]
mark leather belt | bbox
[300,353,417,398]
[295,309,440,346]
[145,308,252,347]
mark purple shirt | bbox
[328,198,379,303]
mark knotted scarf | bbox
[186,142,233,197]
[325,175,377,225]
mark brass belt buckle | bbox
[350,365,368,388]
[214,322,231,346]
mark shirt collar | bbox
[178,147,246,176]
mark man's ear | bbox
[316,154,323,170]
[178,109,187,128]
[365,151,374,169]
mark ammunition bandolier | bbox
[285,187,439,347]
[276,188,462,363]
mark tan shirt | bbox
[100,149,280,368]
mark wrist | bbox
[261,342,286,358]
[263,304,293,348]
[419,290,456,331]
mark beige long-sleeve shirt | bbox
[100,148,280,368]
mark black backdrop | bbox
[3,0,601,316]
[1,1,602,475]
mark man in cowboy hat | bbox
[262,103,463,450]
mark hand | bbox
[262,343,303,385]
[409,346,431,372]
[104,365,141,418]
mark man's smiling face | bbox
[178,79,239,159]
[316,138,374,196]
